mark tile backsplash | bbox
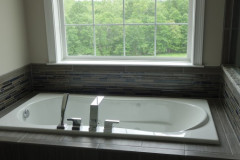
[0,65,32,111]
[222,66,240,142]
[31,64,221,98]
[3,64,240,142]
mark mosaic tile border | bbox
[222,66,240,142]
[0,65,32,111]
[31,64,222,98]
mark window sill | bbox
[48,60,204,68]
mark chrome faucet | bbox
[89,96,104,132]
[57,93,69,129]
[104,119,120,133]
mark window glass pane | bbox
[66,26,94,56]
[64,0,93,24]
[63,0,190,58]
[157,0,189,23]
[125,25,154,56]
[96,26,124,56]
[156,25,188,57]
[125,0,155,24]
[94,0,123,24]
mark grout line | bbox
[96,143,100,149]
[123,0,125,56]
[17,133,27,143]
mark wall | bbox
[0,0,30,76]
[24,0,225,66]
[203,0,225,66]
[0,0,32,110]
[23,0,48,64]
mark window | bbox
[44,0,205,66]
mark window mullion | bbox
[92,0,96,56]
[123,0,126,57]
[154,0,157,57]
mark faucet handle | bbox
[104,119,120,133]
[67,118,82,130]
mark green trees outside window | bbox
[63,0,189,57]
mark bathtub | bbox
[0,93,219,144]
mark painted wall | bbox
[203,0,225,66]
[0,0,30,76]
[23,0,48,64]
[24,0,225,66]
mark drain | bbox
[23,109,30,119]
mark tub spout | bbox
[57,93,69,129]
[89,96,104,132]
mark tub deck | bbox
[0,93,239,160]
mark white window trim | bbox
[44,0,205,66]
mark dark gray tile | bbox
[0,135,22,142]
[217,101,240,155]
[185,151,235,160]
[0,65,32,111]
[125,66,184,73]
[222,66,240,145]
[140,147,184,156]
[102,138,142,147]
[73,65,125,73]
[62,136,105,144]
[21,135,99,149]
[0,131,26,139]
[31,64,73,71]
[31,64,221,98]
[58,141,99,149]
[21,133,63,142]
[142,141,184,150]
[98,144,141,152]
[183,67,221,75]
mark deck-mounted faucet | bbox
[89,96,104,132]
[57,93,69,129]
[104,119,120,133]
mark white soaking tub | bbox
[0,93,219,144]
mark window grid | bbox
[123,0,126,56]
[154,0,157,56]
[65,23,188,26]
[63,0,188,57]
[92,0,96,56]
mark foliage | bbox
[63,0,189,57]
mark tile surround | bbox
[0,63,222,113]
[0,99,239,160]
[222,66,240,142]
[0,65,32,111]
[2,64,240,159]
[31,64,221,98]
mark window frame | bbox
[44,0,205,66]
